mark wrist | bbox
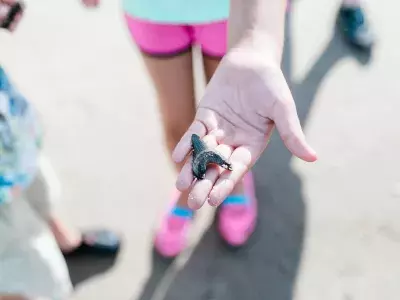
[228,30,283,67]
[227,0,286,64]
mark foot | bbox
[154,191,194,258]
[48,218,120,256]
[217,172,257,247]
[61,229,121,257]
[337,5,374,50]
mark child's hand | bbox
[173,44,317,210]
[0,0,24,32]
[81,0,99,8]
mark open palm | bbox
[173,48,317,209]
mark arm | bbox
[228,0,286,62]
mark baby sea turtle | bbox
[191,134,233,180]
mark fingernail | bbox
[188,193,200,210]
[176,179,187,191]
[209,199,218,207]
[171,152,180,163]
[307,148,318,162]
[208,188,220,207]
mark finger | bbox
[188,144,233,210]
[209,145,256,206]
[175,134,217,192]
[172,120,206,164]
[273,98,317,162]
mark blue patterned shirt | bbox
[0,67,42,204]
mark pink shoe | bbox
[218,172,257,247]
[154,192,194,258]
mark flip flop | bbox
[62,229,121,257]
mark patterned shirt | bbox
[0,67,42,204]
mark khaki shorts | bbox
[0,157,72,299]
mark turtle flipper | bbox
[203,151,232,171]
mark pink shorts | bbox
[124,15,227,58]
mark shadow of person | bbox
[132,8,373,300]
[65,251,119,287]
[134,249,176,300]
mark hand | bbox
[173,45,317,210]
[0,0,24,32]
[81,0,99,8]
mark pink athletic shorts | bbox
[124,15,227,58]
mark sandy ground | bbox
[1,0,400,299]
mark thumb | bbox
[273,98,317,162]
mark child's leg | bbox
[142,52,196,210]
[140,53,196,158]
[124,16,197,257]
[26,156,120,255]
[24,155,81,251]
[125,16,196,210]
[142,53,196,185]
[196,21,257,247]
[0,195,72,299]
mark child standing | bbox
[83,0,258,258]
[0,65,121,300]
[0,4,121,298]
[0,66,72,300]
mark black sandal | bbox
[63,229,121,257]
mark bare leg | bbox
[25,156,81,252]
[26,156,120,254]
[141,51,196,208]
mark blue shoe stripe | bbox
[222,195,248,205]
[171,206,194,218]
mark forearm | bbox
[228,0,286,61]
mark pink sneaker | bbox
[217,172,257,247]
[154,192,194,258]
